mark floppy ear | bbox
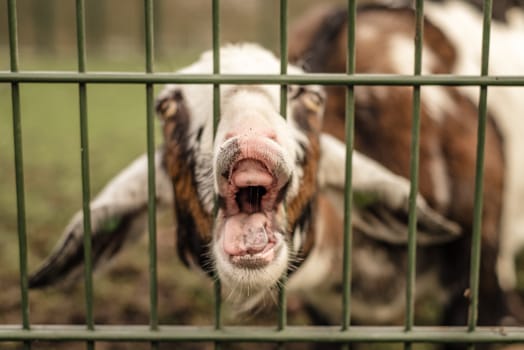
[29,149,173,288]
[288,84,326,133]
[318,133,461,245]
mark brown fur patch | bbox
[159,92,213,267]
[289,4,509,326]
[286,90,324,258]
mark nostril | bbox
[266,130,277,141]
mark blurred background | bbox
[0,0,352,70]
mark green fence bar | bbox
[342,0,356,335]
[405,0,424,339]
[2,72,524,86]
[212,0,222,336]
[144,2,159,349]
[75,1,95,350]
[2,326,524,343]
[468,0,493,333]
[8,1,30,350]
[212,0,221,138]
[279,0,288,119]
[278,0,288,335]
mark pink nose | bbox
[226,115,277,140]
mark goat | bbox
[28,43,460,316]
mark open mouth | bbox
[226,159,279,215]
[217,156,289,269]
[213,135,292,273]
[235,186,267,213]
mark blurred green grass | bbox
[1,58,155,266]
[0,57,219,348]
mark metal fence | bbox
[2,0,524,348]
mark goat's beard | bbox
[211,205,290,310]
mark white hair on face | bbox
[158,44,309,211]
[212,213,290,309]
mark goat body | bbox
[289,1,524,326]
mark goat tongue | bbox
[222,212,272,256]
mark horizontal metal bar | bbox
[0,326,522,343]
[1,72,524,86]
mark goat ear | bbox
[29,149,173,289]
[155,86,183,121]
[289,85,325,132]
[319,133,462,245]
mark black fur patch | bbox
[28,210,141,288]
[175,202,212,273]
[300,6,348,72]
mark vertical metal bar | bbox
[279,0,288,119]
[144,2,159,350]
[278,0,288,334]
[405,2,424,350]
[212,0,221,138]
[342,0,356,334]
[468,0,492,333]
[212,0,222,338]
[76,1,94,350]
[8,1,31,349]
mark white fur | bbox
[425,1,524,291]
[389,35,457,123]
[428,141,451,212]
[320,134,424,213]
[91,149,173,210]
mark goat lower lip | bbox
[229,243,276,268]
